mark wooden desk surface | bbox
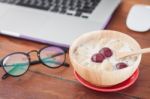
[0,0,150,99]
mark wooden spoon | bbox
[116,48,150,59]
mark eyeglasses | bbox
[0,46,69,79]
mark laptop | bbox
[0,0,121,47]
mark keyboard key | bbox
[82,16,88,18]
[82,13,90,17]
[66,13,73,16]
[75,11,82,17]
[77,8,92,13]
[51,5,59,12]
[67,10,76,15]
[61,0,68,6]
[60,7,67,14]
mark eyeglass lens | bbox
[40,46,65,68]
[2,53,29,76]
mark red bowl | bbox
[74,68,139,92]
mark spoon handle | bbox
[118,48,150,59]
[131,48,150,55]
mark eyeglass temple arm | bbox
[1,60,69,80]
[30,60,69,67]
[1,62,69,80]
[2,73,9,79]
[0,59,2,67]
[2,63,69,80]
[0,59,7,79]
[0,59,9,79]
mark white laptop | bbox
[0,0,121,47]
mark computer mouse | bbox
[126,5,150,32]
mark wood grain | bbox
[0,0,150,99]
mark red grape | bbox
[99,47,113,57]
[91,53,105,63]
[116,62,128,69]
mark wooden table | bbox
[0,0,150,99]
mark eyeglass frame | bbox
[0,45,69,79]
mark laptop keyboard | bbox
[0,0,101,19]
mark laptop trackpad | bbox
[0,7,47,34]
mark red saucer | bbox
[74,68,139,92]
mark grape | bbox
[116,62,128,69]
[91,53,105,63]
[99,47,113,57]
